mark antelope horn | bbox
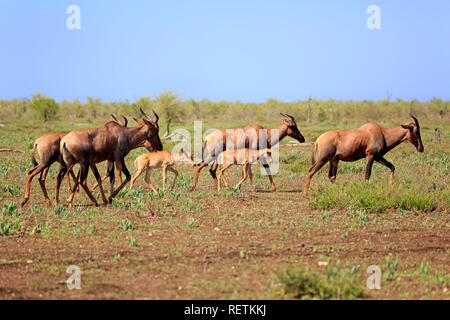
[285,113,295,121]
[281,113,295,121]
[409,113,420,128]
[110,114,119,123]
[121,115,128,127]
[140,107,152,121]
[152,110,159,124]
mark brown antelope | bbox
[129,150,194,194]
[216,148,273,191]
[58,108,162,208]
[90,114,155,190]
[303,114,424,195]
[190,114,305,191]
[21,133,78,207]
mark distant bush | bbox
[0,92,448,123]
[30,94,60,122]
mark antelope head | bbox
[402,114,424,153]
[138,108,163,151]
[280,113,305,143]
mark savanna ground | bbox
[0,118,448,299]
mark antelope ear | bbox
[401,124,411,129]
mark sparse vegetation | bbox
[276,265,364,299]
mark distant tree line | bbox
[0,91,448,124]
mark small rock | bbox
[318,261,328,267]
[214,227,220,232]
[26,260,33,264]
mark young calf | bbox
[216,148,273,191]
[130,150,194,194]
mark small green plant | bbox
[344,263,360,276]
[113,254,120,262]
[341,231,348,240]
[88,224,96,234]
[157,188,166,199]
[128,235,138,247]
[358,210,368,226]
[321,211,331,220]
[326,260,340,280]
[2,202,17,216]
[53,205,67,216]
[384,256,399,280]
[117,188,129,198]
[30,205,43,214]
[0,222,11,236]
[186,218,195,228]
[122,219,133,231]
[239,250,248,260]
[420,261,430,275]
[227,186,240,197]
[170,189,181,200]
[2,185,20,196]
[435,273,444,288]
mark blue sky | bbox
[0,0,449,103]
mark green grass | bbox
[276,265,364,300]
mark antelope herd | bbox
[20,112,424,208]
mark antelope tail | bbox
[31,142,38,166]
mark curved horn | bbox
[152,110,159,124]
[121,115,128,127]
[110,114,119,123]
[285,113,295,121]
[140,107,152,121]
[409,113,420,128]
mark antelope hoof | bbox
[21,199,28,207]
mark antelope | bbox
[21,133,78,207]
[303,114,424,195]
[129,150,194,194]
[58,108,162,208]
[216,148,273,191]
[190,113,305,191]
[90,114,155,190]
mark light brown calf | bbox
[216,148,273,191]
[130,150,194,194]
